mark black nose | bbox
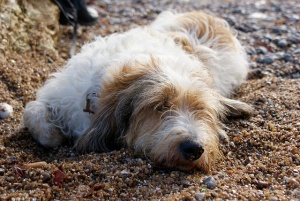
[180,141,204,161]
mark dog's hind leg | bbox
[22,101,66,147]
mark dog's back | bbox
[150,11,249,96]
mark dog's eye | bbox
[153,98,171,112]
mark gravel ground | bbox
[1,0,300,200]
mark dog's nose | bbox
[180,141,204,161]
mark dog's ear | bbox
[75,93,133,153]
[74,62,153,153]
[221,97,253,119]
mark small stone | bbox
[287,35,300,44]
[256,180,269,189]
[292,189,300,199]
[283,53,293,62]
[287,178,300,189]
[256,46,268,55]
[292,169,299,176]
[270,25,287,34]
[249,68,264,79]
[195,193,205,200]
[0,103,13,119]
[41,172,51,183]
[249,12,267,19]
[180,179,191,187]
[273,52,285,60]
[225,16,236,26]
[77,185,91,197]
[288,14,299,21]
[257,57,274,64]
[203,177,217,189]
[0,168,5,176]
[120,169,131,175]
[277,40,287,48]
[232,7,245,14]
[294,49,300,54]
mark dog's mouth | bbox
[156,157,200,172]
[154,151,207,172]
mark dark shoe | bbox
[77,6,98,26]
[54,0,98,26]
[53,0,77,26]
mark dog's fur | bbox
[22,11,252,172]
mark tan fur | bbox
[73,12,252,172]
[75,56,251,172]
[176,12,236,50]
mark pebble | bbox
[195,193,205,200]
[249,12,267,19]
[277,40,287,48]
[287,35,300,44]
[256,46,268,54]
[288,14,299,21]
[287,178,300,189]
[0,103,13,119]
[294,49,300,54]
[120,169,131,175]
[203,177,217,189]
[272,52,285,60]
[270,25,288,34]
[224,16,236,26]
[41,172,51,183]
[0,168,5,176]
[256,180,269,189]
[257,57,274,64]
[283,53,293,62]
[180,179,191,187]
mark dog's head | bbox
[75,55,252,172]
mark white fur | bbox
[22,11,248,151]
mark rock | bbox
[292,189,300,199]
[236,22,259,33]
[287,178,300,189]
[257,57,274,64]
[203,177,217,189]
[287,35,300,44]
[232,7,246,14]
[225,16,237,26]
[0,103,13,119]
[270,25,288,34]
[41,172,51,183]
[294,49,300,54]
[246,46,257,55]
[283,53,293,62]
[256,46,268,54]
[195,193,205,200]
[0,168,5,176]
[0,0,59,54]
[272,52,285,60]
[256,180,269,189]
[120,169,131,176]
[180,179,191,187]
[277,40,287,48]
[249,12,267,19]
[288,14,299,22]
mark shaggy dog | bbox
[23,11,252,172]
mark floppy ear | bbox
[74,63,152,153]
[221,97,253,119]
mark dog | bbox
[22,11,252,172]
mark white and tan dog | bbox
[23,11,252,172]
